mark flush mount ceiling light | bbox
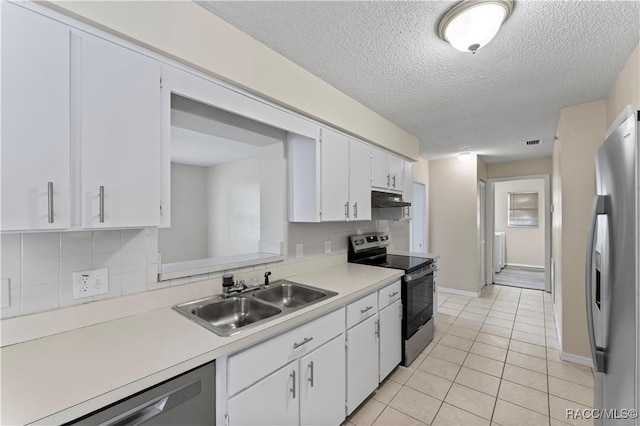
[458,152,472,162]
[438,0,514,54]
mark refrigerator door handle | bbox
[585,195,608,373]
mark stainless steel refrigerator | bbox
[586,107,639,425]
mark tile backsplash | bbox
[0,219,401,319]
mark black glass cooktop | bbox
[354,254,432,273]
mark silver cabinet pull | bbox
[360,306,373,314]
[47,182,54,223]
[99,185,105,223]
[389,291,399,298]
[293,336,313,349]
[290,370,296,399]
[386,173,390,186]
[344,202,349,219]
[375,319,379,337]
[353,202,358,219]
[308,361,314,387]
[392,175,396,188]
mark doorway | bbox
[487,175,551,292]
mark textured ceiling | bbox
[197,1,639,163]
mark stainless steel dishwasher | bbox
[68,361,215,426]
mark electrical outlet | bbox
[73,268,109,299]
[296,243,303,259]
[324,240,331,254]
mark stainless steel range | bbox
[348,232,437,366]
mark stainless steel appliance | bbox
[348,232,436,366]
[586,108,639,425]
[68,361,215,425]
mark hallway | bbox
[344,285,593,426]
[494,266,545,291]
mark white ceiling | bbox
[196,1,639,163]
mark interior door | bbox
[411,182,427,252]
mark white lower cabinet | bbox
[225,308,346,426]
[300,335,346,426]
[379,299,402,381]
[346,314,379,415]
[227,360,299,426]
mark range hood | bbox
[371,190,411,208]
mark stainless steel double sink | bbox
[173,281,337,336]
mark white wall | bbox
[158,164,208,263]
[429,156,479,294]
[554,99,606,359]
[207,157,261,258]
[494,179,546,268]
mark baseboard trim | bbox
[437,286,480,298]
[505,263,545,271]
[559,351,594,368]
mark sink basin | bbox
[174,281,337,337]
[254,281,337,308]
[174,296,281,336]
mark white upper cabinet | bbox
[289,128,372,222]
[348,139,372,221]
[320,128,350,221]
[1,2,71,231]
[371,146,404,193]
[80,34,162,228]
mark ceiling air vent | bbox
[524,139,541,146]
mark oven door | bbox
[403,269,434,339]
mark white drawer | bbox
[228,307,345,396]
[346,292,377,329]
[378,280,401,310]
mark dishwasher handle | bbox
[101,379,202,426]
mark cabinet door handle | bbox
[308,361,314,387]
[99,185,105,223]
[353,202,358,219]
[293,336,313,349]
[47,182,54,224]
[392,175,397,188]
[360,306,373,314]
[290,370,296,399]
[344,202,349,219]
[375,319,380,337]
[389,291,399,298]
[386,174,390,186]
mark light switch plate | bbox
[324,240,331,254]
[1,279,10,308]
[73,268,109,299]
[296,244,303,259]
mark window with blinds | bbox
[508,192,539,227]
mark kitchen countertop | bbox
[0,263,403,425]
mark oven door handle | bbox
[404,267,437,282]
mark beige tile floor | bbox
[344,284,594,426]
